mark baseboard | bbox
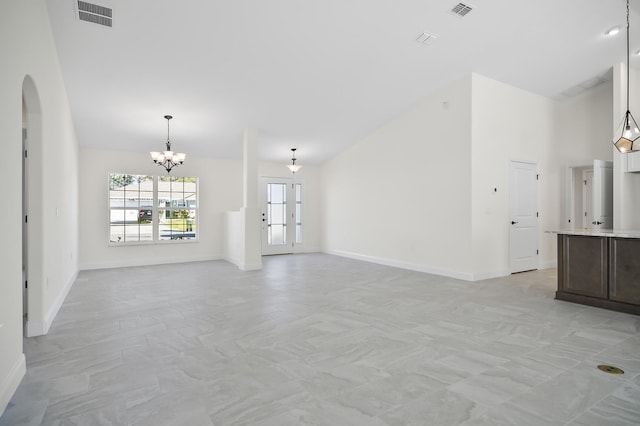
[25,319,45,337]
[0,354,26,417]
[80,254,222,271]
[239,262,262,271]
[471,270,511,281]
[43,270,78,334]
[540,260,557,269]
[326,249,476,281]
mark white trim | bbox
[26,318,45,337]
[26,270,78,337]
[326,249,476,281]
[540,260,557,269]
[43,270,78,334]
[471,270,511,281]
[239,263,262,271]
[0,354,26,417]
[80,254,222,271]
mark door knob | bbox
[511,221,518,225]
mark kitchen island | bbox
[551,229,640,315]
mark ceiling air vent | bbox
[76,0,112,27]
[450,2,473,17]
[416,32,438,45]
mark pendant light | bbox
[150,115,187,173]
[614,0,640,153]
[287,148,301,173]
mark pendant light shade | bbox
[287,148,301,173]
[614,0,640,153]
[151,115,186,173]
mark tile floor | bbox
[1,253,639,425]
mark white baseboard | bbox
[26,270,78,337]
[80,254,222,271]
[471,270,511,281]
[540,260,557,269]
[0,354,26,417]
[239,262,262,271]
[326,249,477,281]
[44,270,78,334]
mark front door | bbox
[260,177,303,255]
[509,160,538,273]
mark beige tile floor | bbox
[1,253,639,425]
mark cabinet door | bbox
[561,235,608,299]
[626,151,640,172]
[609,238,640,304]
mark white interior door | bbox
[260,177,303,255]
[509,160,538,273]
[582,169,593,229]
[592,160,613,229]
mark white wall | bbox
[470,74,612,278]
[78,152,324,270]
[322,73,612,282]
[322,76,474,280]
[613,63,640,229]
[0,0,79,415]
[78,148,243,269]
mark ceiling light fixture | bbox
[150,115,186,173]
[606,26,621,36]
[614,0,640,153]
[287,148,301,174]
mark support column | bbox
[239,128,262,270]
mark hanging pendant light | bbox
[614,0,640,153]
[150,115,187,173]
[287,148,301,173]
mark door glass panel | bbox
[269,204,285,225]
[295,184,302,243]
[270,224,286,245]
[266,183,287,246]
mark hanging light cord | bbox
[166,116,172,151]
[627,0,631,115]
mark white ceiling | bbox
[45,0,639,165]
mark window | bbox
[109,173,198,244]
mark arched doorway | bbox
[22,76,44,337]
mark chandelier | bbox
[287,148,301,173]
[150,115,186,173]
[614,0,640,152]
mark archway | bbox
[22,76,45,337]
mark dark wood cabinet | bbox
[555,233,640,315]
[559,235,608,299]
[609,238,640,305]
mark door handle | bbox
[592,221,603,225]
[511,221,518,225]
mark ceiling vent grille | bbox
[77,1,112,27]
[416,32,438,45]
[450,3,473,17]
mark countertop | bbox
[547,229,640,238]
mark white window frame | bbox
[108,173,199,246]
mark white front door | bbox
[592,160,613,229]
[260,177,303,255]
[509,160,538,273]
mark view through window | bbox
[109,174,198,243]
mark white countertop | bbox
[547,229,640,238]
